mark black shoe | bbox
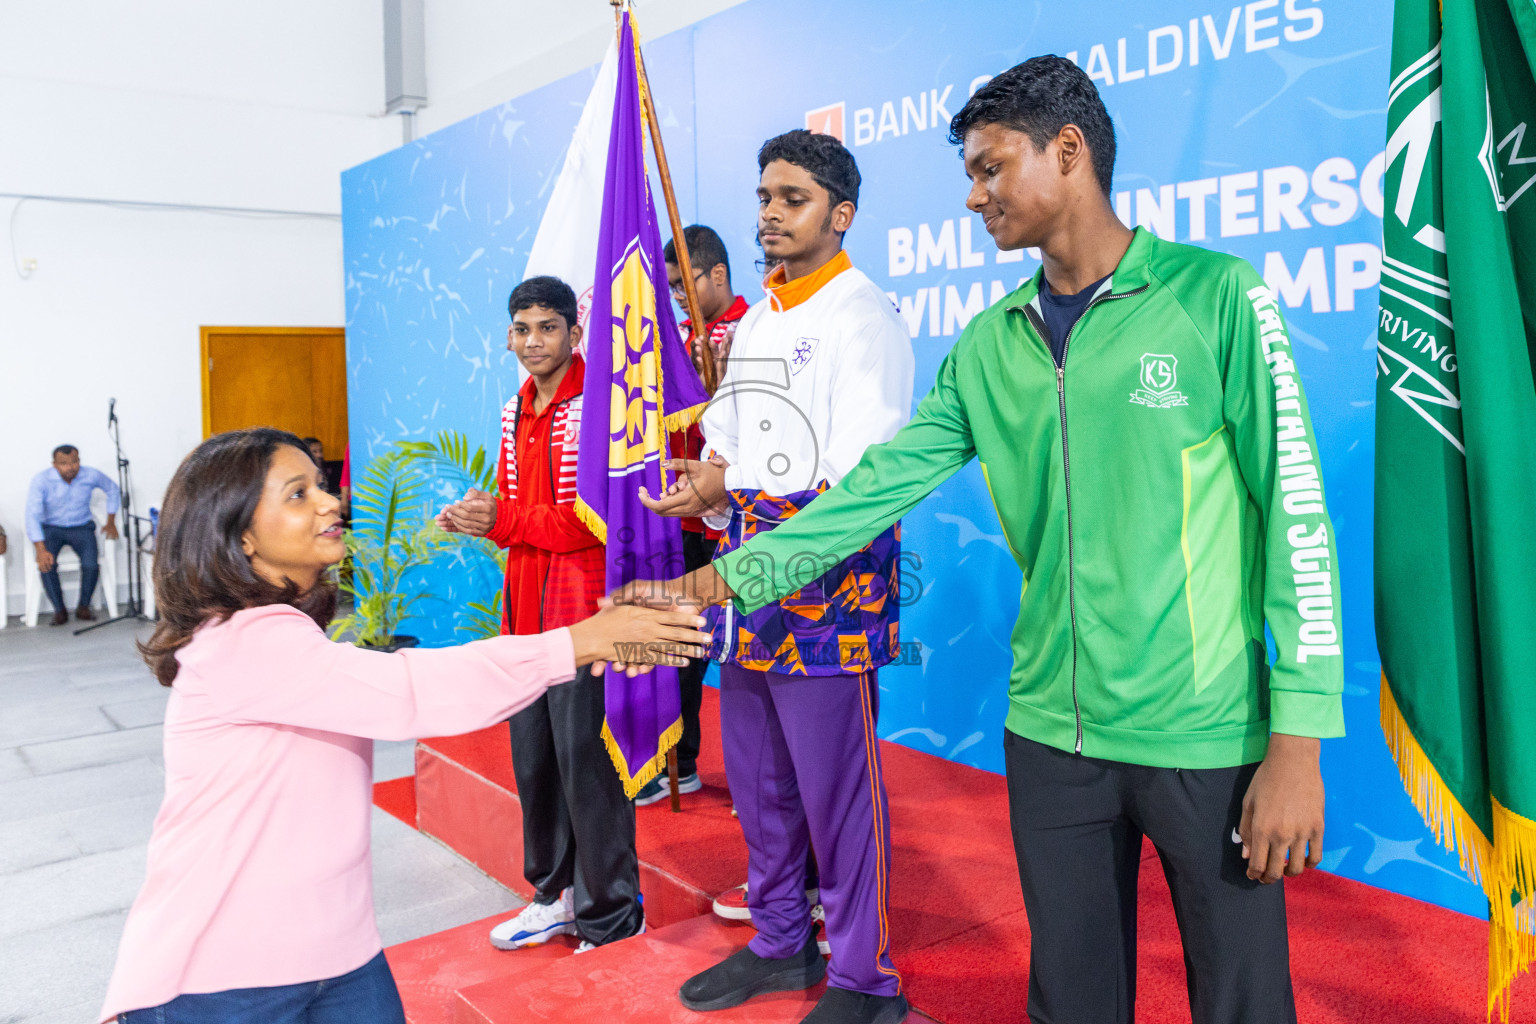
[75,607,95,621]
[635,771,703,807]
[800,988,909,1024]
[50,610,69,626]
[679,932,826,1011]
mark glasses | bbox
[669,270,706,300]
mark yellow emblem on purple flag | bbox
[609,243,664,471]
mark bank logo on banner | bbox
[805,101,845,142]
[1131,353,1187,408]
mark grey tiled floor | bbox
[0,615,520,1024]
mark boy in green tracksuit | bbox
[622,56,1343,1024]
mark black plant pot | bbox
[360,635,421,654]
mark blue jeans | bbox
[39,522,98,614]
[117,951,406,1024]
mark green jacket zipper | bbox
[1017,283,1147,753]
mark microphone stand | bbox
[76,401,152,634]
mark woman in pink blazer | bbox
[102,428,705,1023]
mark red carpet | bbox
[380,688,1536,1023]
[385,912,579,1024]
[374,775,418,826]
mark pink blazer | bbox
[100,604,575,1021]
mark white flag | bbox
[523,38,620,346]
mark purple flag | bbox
[575,9,709,798]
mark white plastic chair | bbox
[142,551,156,620]
[0,548,9,628]
[22,511,119,627]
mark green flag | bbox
[1375,0,1536,1016]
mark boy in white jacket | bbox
[640,130,915,1024]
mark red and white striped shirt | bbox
[485,355,605,635]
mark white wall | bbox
[0,1,396,610]
[0,0,742,612]
[416,0,748,136]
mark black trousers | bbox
[1004,730,1296,1024]
[508,666,641,945]
[674,529,712,776]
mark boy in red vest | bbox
[437,276,643,952]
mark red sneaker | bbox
[711,884,824,927]
[712,883,752,921]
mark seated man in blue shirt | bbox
[26,445,120,625]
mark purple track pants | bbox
[719,664,901,997]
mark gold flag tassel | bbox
[601,714,684,799]
[1490,798,1536,1021]
[1381,677,1536,1019]
[661,400,708,435]
[572,497,607,546]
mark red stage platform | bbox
[382,688,1536,1024]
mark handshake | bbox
[574,566,739,678]
[435,485,738,676]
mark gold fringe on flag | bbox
[1379,678,1496,885]
[573,496,607,545]
[1490,797,1536,1021]
[661,400,707,435]
[601,713,684,799]
[1381,677,1536,1020]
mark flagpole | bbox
[641,72,713,394]
[613,1,718,396]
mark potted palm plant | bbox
[328,447,450,651]
[397,430,508,641]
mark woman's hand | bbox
[567,600,710,677]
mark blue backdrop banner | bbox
[341,0,1484,919]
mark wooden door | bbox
[200,327,348,461]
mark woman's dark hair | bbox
[508,275,579,329]
[948,55,1118,197]
[138,428,337,686]
[758,129,861,210]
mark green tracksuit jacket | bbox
[715,228,1345,769]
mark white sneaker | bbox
[574,920,646,954]
[489,888,576,949]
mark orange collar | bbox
[764,250,852,312]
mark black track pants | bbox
[1003,729,1297,1024]
[508,666,641,945]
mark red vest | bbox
[486,356,605,635]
